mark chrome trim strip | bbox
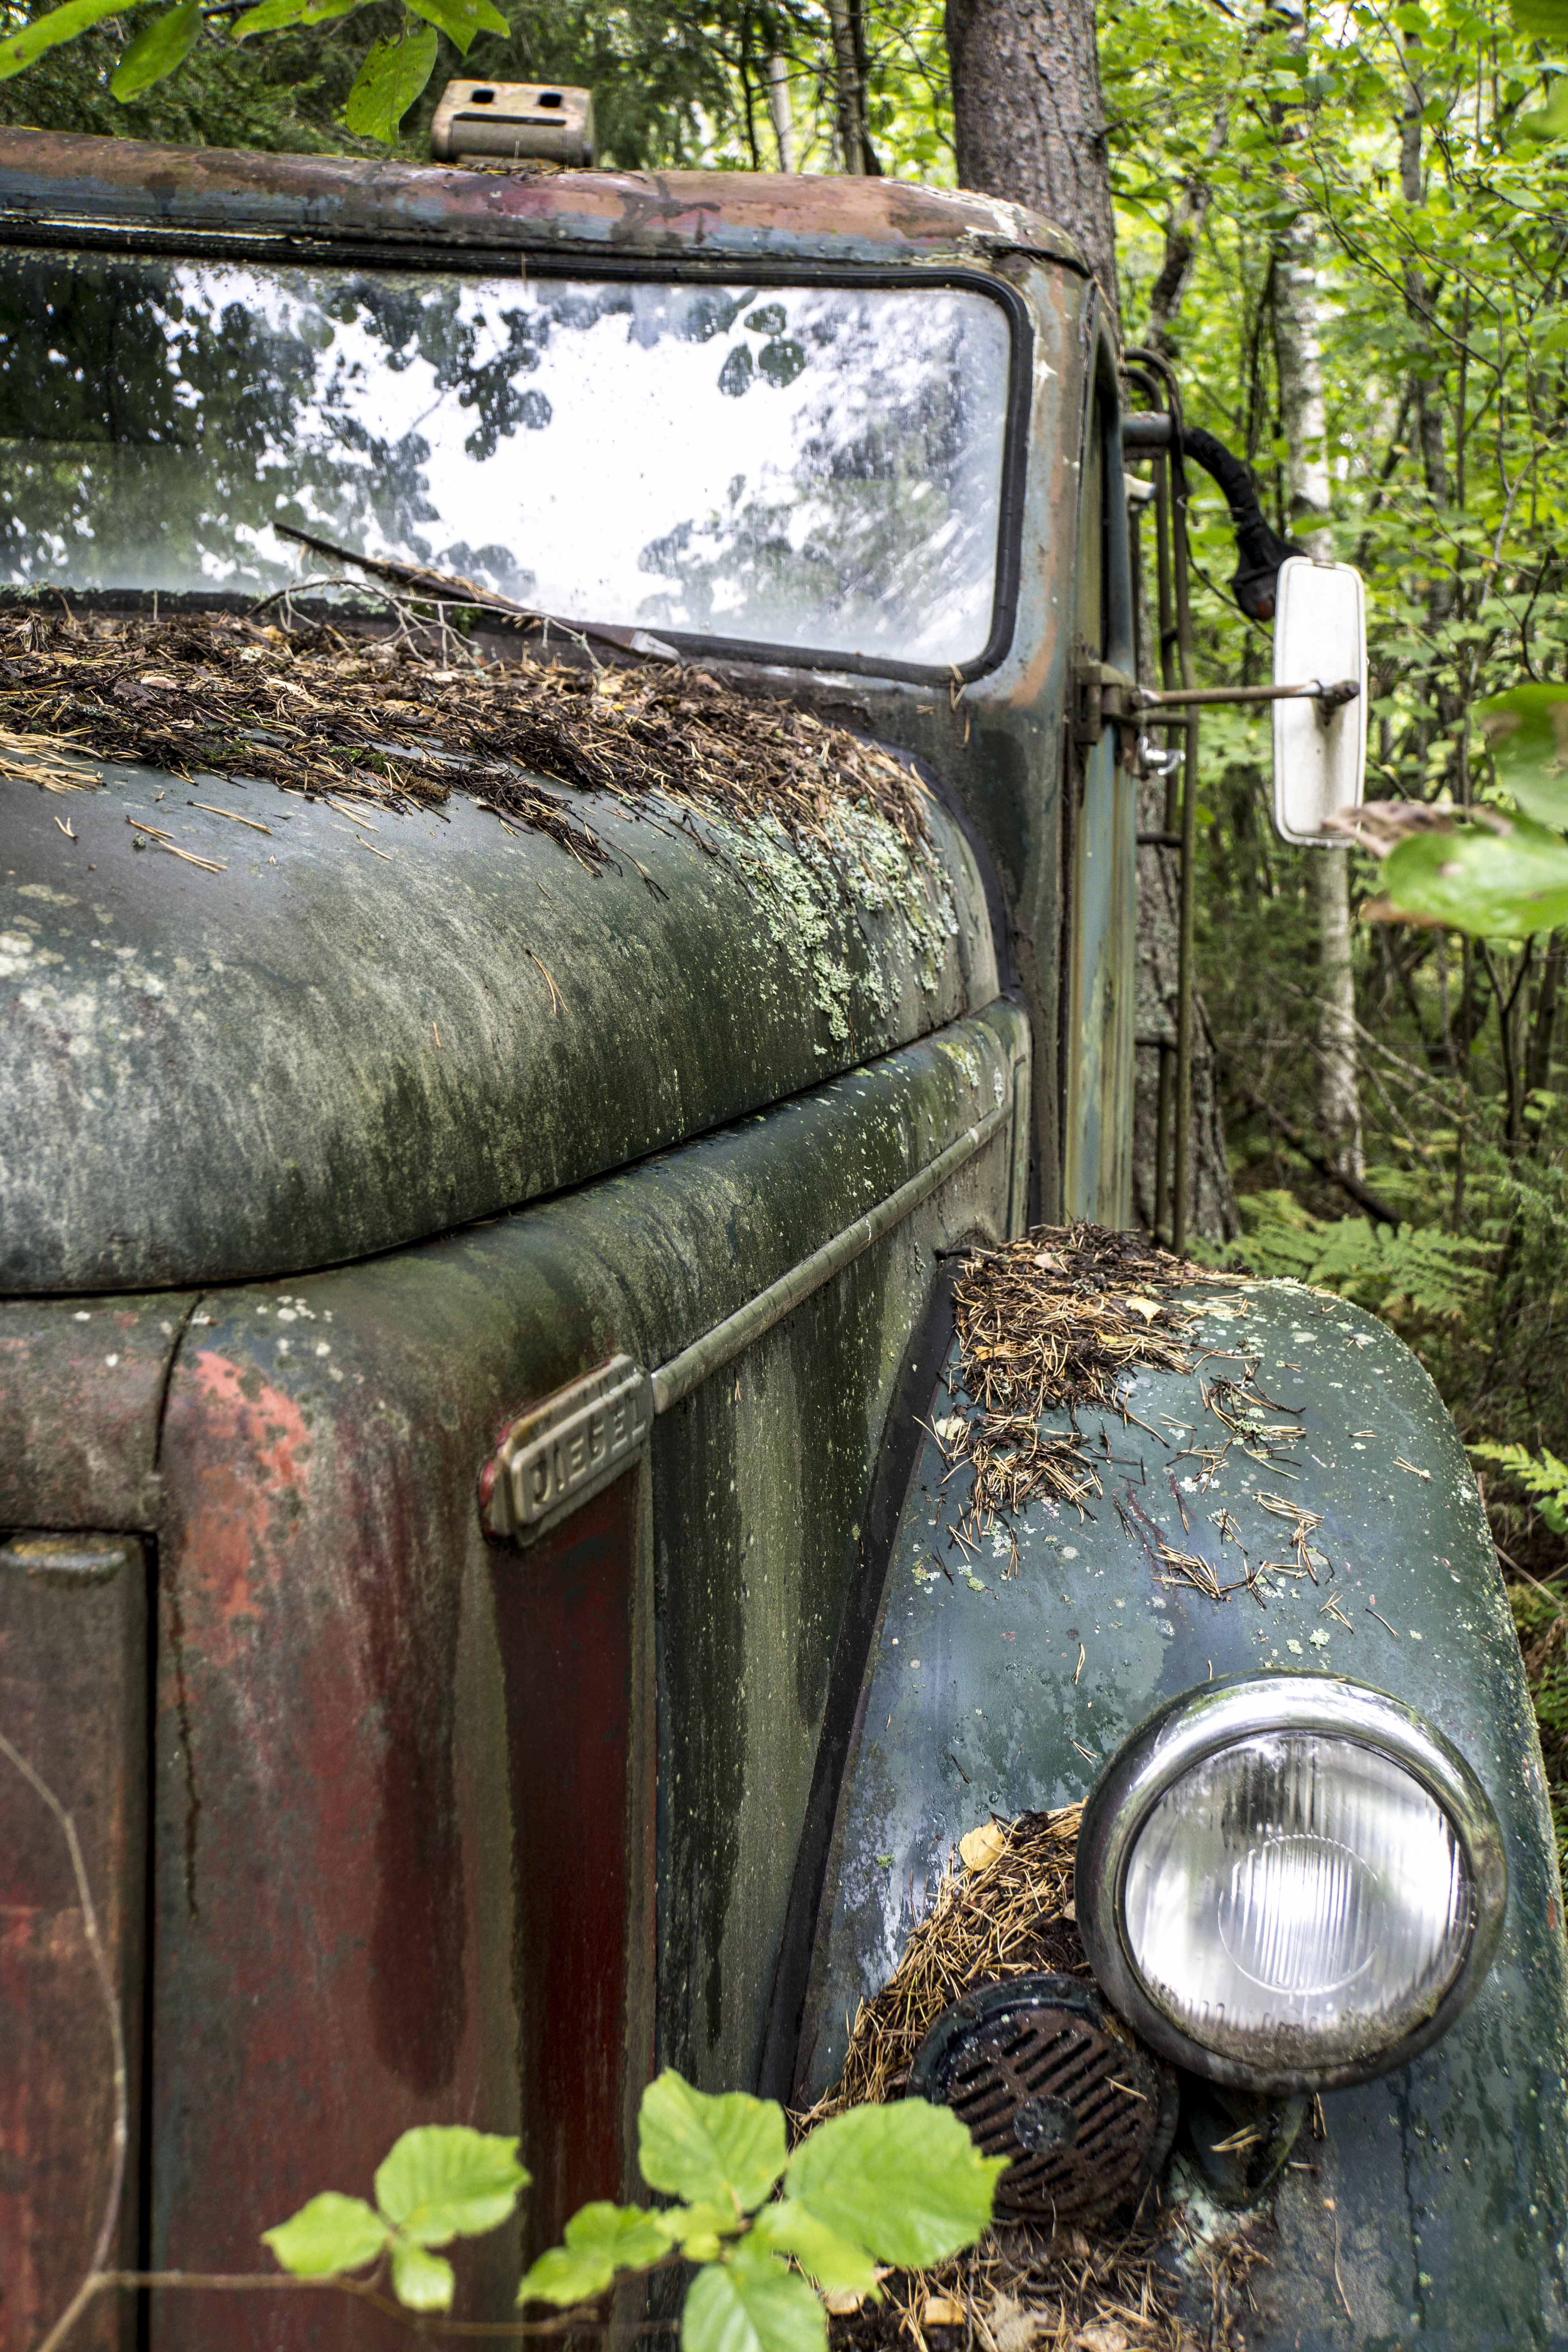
[650,1100,1009,1416]
[1077,1671,1509,2093]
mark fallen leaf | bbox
[822,2290,866,2316]
[1118,1293,1162,1322]
[991,2292,1042,2352]
[922,2294,966,2327]
[1073,2327,1129,2352]
[958,1820,1007,1875]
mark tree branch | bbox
[2,1730,129,2352]
[1221,1072,1405,1225]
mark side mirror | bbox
[1272,557,1367,846]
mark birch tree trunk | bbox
[1272,57,1364,1182]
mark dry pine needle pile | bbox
[0,607,933,874]
[809,1811,1258,2352]
[947,1227,1218,1543]
[805,1807,1085,2121]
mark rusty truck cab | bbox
[0,131,1127,2348]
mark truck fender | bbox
[797,1276,1568,2350]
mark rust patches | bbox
[0,127,1087,272]
[163,1566,201,1921]
[178,1347,312,1668]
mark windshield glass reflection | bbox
[0,256,1011,667]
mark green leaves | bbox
[1508,0,1568,45]
[0,0,497,102]
[375,2125,530,2244]
[262,2192,389,2278]
[343,20,438,141]
[0,0,136,83]
[1221,1192,1493,1319]
[405,0,506,53]
[784,2102,1005,2272]
[110,0,199,97]
[267,2127,528,2314]
[391,2240,457,2311]
[1470,1439,1568,1533]
[749,2201,881,2296]
[1347,689,1568,936]
[230,0,365,40]
[268,2079,998,2339]
[1377,815,1568,937]
[683,2243,828,2352]
[519,2203,672,2307]
[639,2072,788,2212]
[1478,685,1568,826]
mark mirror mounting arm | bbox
[1126,677,1360,722]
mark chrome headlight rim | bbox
[1078,1672,1508,2093]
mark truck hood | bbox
[2,751,996,1293]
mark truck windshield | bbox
[0,252,1012,669]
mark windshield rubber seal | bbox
[0,229,1033,685]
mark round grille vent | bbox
[909,1974,1178,2221]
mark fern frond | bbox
[1225,1205,1491,1319]
[1470,1441,1568,1535]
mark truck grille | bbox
[910,1974,1176,2220]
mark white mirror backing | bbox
[1272,556,1368,846]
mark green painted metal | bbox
[802,1280,1568,2345]
[0,758,995,1293]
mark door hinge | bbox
[1072,656,1143,746]
[483,1353,652,1544]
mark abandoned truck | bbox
[0,99,1562,2352]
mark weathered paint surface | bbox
[0,1293,193,1529]
[0,132,1153,2344]
[804,1281,1568,2347]
[132,1002,1022,2346]
[0,763,994,1294]
[1062,722,1136,1225]
[0,130,1087,274]
[0,1535,146,2352]
[492,1469,649,2255]
[0,135,1096,1252]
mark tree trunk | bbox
[767,55,794,171]
[826,0,874,173]
[945,0,1119,328]
[1271,88,1364,1184]
[1399,51,1454,622]
[943,0,1246,1235]
[1145,106,1228,357]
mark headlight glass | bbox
[1122,1729,1473,2071]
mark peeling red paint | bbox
[177,1350,313,1667]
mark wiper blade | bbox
[273,524,678,662]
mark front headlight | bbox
[1078,1675,1507,2091]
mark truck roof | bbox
[0,128,1087,276]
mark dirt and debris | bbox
[0,605,935,878]
[826,2213,1265,2352]
[943,1228,1214,1542]
[806,1809,1266,2352]
[940,1230,1320,1605]
[804,1807,1087,2122]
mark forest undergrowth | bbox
[1193,860,1568,1870]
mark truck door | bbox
[1062,370,1137,1225]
